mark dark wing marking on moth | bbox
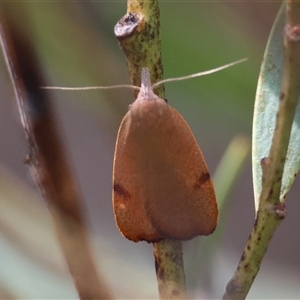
[193,172,210,191]
[113,182,131,200]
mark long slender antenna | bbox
[41,84,140,91]
[152,58,248,89]
[40,58,247,92]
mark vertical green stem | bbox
[114,0,164,98]
[153,240,187,299]
[223,1,300,299]
[115,1,186,298]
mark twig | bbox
[115,0,164,98]
[223,1,300,299]
[153,240,186,299]
[0,7,112,300]
[115,1,186,299]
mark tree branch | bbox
[223,2,300,299]
[0,7,112,300]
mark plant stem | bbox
[153,240,187,299]
[223,1,300,299]
[0,7,112,300]
[115,0,164,98]
[115,1,187,298]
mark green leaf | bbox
[252,3,300,211]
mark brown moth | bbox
[41,59,246,243]
[112,68,218,242]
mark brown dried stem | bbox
[0,7,112,300]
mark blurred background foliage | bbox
[0,1,300,299]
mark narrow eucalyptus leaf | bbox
[252,3,300,211]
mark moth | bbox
[42,59,246,243]
[113,68,218,242]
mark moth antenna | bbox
[40,84,140,91]
[152,58,248,89]
[41,58,247,92]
